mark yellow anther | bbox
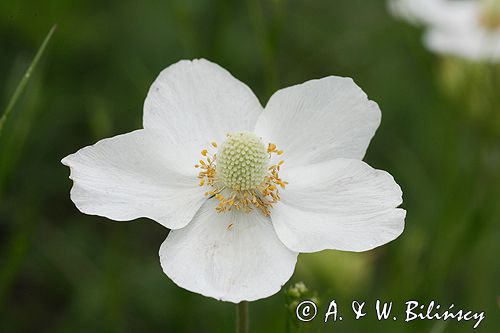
[211,142,218,148]
[278,160,284,165]
[268,143,276,152]
[201,149,208,156]
[199,179,205,186]
[277,150,284,155]
[199,160,206,165]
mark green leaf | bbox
[0,24,57,137]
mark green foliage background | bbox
[0,0,499,332]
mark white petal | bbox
[388,0,478,28]
[254,76,381,167]
[424,27,500,62]
[159,200,298,303]
[61,129,205,229]
[143,59,262,145]
[272,159,405,253]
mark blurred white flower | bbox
[62,59,405,303]
[389,0,500,62]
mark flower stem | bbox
[236,301,249,333]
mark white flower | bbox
[389,0,500,62]
[61,59,405,303]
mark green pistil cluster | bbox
[216,132,268,191]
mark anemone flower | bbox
[62,59,405,303]
[389,0,500,62]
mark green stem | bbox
[236,301,249,333]
[0,24,56,137]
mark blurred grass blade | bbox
[0,24,56,137]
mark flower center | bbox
[216,132,268,190]
[195,132,287,216]
[480,0,500,29]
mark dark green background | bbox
[1,0,499,332]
